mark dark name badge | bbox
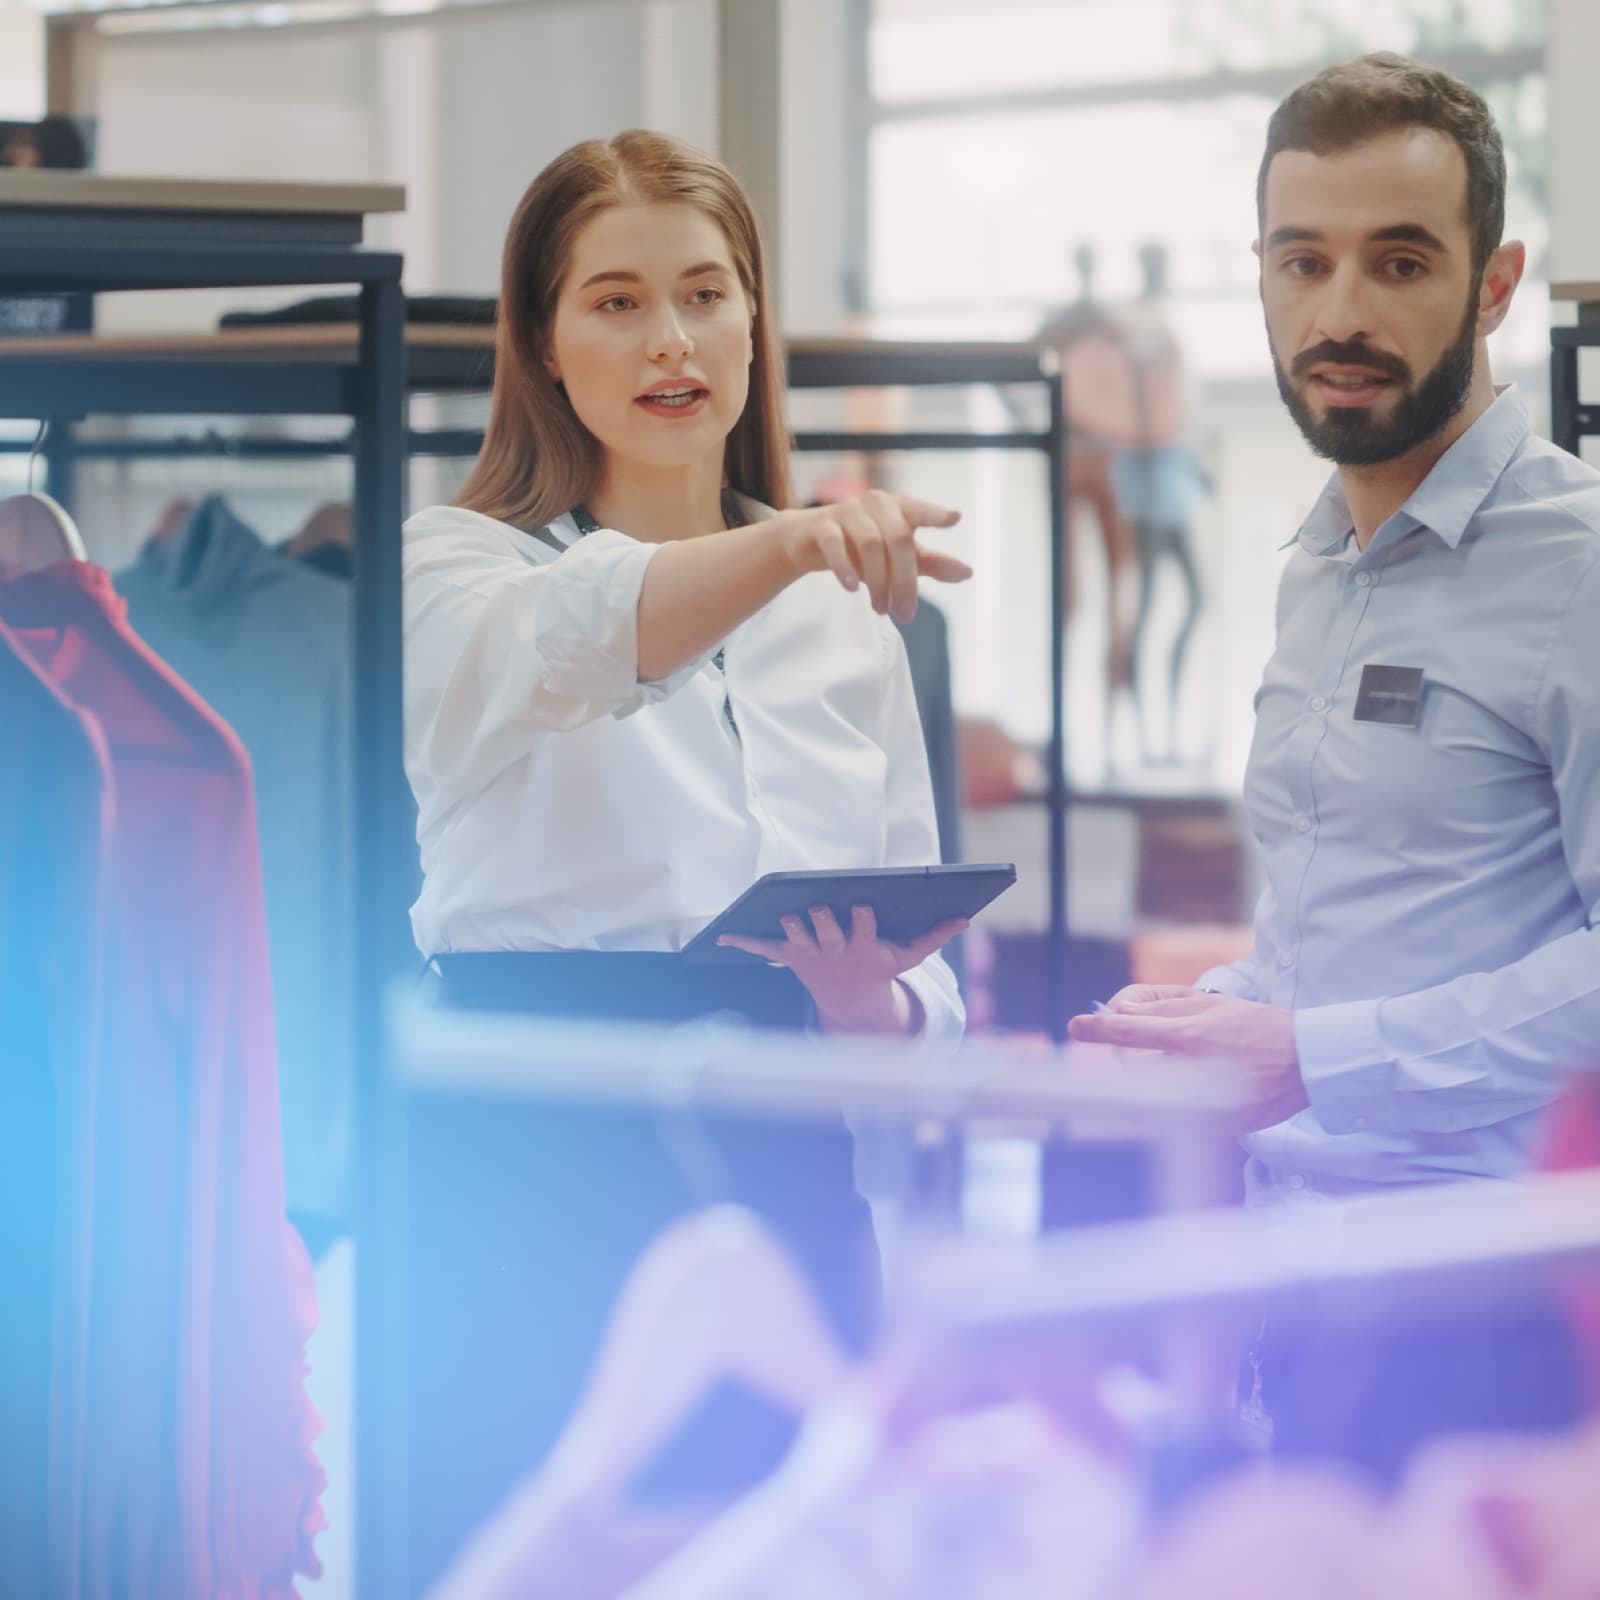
[1353,664,1426,728]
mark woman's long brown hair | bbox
[456,129,793,531]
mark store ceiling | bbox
[27,0,674,21]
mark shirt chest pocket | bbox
[1315,675,1552,855]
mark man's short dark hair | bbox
[1257,52,1506,276]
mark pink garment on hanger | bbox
[0,561,323,1598]
[1538,1078,1600,1407]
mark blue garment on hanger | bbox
[117,495,356,1227]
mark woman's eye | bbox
[600,295,634,313]
[691,287,724,305]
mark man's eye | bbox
[1284,257,1323,278]
[1387,257,1426,280]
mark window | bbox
[857,0,1549,789]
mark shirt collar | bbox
[1290,384,1531,559]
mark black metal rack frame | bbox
[0,204,411,1599]
[1551,320,1600,455]
[5,331,1075,1042]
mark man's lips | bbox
[1304,366,1399,407]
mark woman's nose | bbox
[647,308,692,362]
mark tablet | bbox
[682,862,1017,965]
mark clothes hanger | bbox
[284,500,352,560]
[147,497,196,546]
[0,421,87,578]
[426,1204,850,1600]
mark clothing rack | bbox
[6,299,1075,1596]
[393,996,1239,1140]
[2,326,1075,1040]
[0,172,412,1600]
[386,1002,1600,1590]
[1550,280,1600,454]
[911,1165,1600,1336]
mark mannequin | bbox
[1114,243,1207,768]
[1035,244,1137,778]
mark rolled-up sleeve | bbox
[404,525,707,813]
[533,530,705,711]
[878,623,966,1048]
[1294,553,1600,1135]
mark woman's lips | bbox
[635,385,710,418]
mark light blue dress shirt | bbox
[1200,387,1600,1191]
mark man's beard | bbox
[1271,291,1478,467]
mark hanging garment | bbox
[118,497,355,1229]
[1538,1079,1600,1402]
[0,560,321,1599]
[0,620,112,1600]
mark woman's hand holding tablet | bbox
[689,862,1017,1035]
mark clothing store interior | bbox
[6,0,1600,1595]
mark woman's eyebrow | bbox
[576,262,732,291]
[577,268,643,291]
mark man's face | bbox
[1258,127,1484,467]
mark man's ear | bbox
[1477,239,1526,338]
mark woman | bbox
[401,129,971,1584]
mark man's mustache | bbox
[1290,341,1412,384]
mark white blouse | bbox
[401,500,965,1043]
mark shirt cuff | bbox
[1293,997,1393,1134]
[1194,963,1258,1001]
[534,530,708,718]
[898,960,966,1056]
[1295,996,1554,1136]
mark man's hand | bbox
[718,904,966,1036]
[1068,987,1310,1132]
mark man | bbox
[1071,54,1599,1473]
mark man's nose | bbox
[1312,260,1378,347]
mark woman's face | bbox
[544,201,755,479]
